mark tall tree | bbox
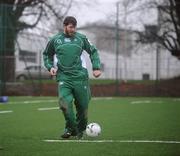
[0,0,72,85]
[139,0,180,59]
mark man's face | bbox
[64,24,76,36]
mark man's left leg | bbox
[73,80,91,138]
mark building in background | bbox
[15,24,180,80]
[79,24,180,80]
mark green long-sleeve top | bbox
[43,32,101,81]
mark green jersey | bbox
[43,32,101,81]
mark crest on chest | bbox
[64,38,71,43]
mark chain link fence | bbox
[1,3,180,96]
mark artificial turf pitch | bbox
[0,96,180,156]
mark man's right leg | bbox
[58,81,77,138]
[73,80,91,139]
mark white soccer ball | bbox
[86,123,101,137]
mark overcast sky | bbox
[68,0,120,27]
[71,0,118,25]
[67,0,158,31]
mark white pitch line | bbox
[38,107,59,111]
[43,139,180,144]
[6,98,113,105]
[173,98,180,101]
[131,100,151,104]
[130,100,163,104]
[8,100,57,105]
[92,97,113,100]
[0,110,13,114]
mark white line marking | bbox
[8,100,57,104]
[0,110,13,114]
[173,98,180,101]
[7,97,113,105]
[93,97,113,100]
[43,139,180,144]
[131,100,151,104]
[130,100,163,104]
[38,107,59,111]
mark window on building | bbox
[142,73,150,80]
[19,50,37,63]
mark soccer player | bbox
[43,16,101,139]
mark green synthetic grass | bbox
[21,79,116,85]
[0,97,180,156]
[21,79,156,85]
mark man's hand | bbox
[93,70,101,78]
[50,67,57,76]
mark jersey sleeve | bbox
[83,37,101,70]
[43,38,55,71]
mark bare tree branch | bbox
[43,1,64,21]
[136,0,180,58]
[16,4,43,31]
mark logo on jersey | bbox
[64,38,71,42]
[56,39,62,44]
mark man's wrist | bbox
[48,66,54,72]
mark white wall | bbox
[84,45,180,80]
[15,33,48,71]
[15,30,180,80]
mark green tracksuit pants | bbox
[58,79,91,133]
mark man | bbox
[43,16,101,139]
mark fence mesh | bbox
[1,3,180,97]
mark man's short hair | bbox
[63,16,77,27]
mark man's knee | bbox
[59,97,68,112]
